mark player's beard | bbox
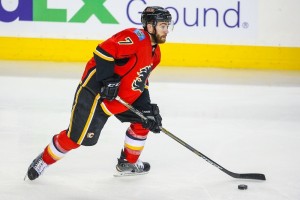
[155,34,167,44]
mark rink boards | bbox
[0,37,299,70]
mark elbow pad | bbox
[94,46,115,82]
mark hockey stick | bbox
[115,96,266,181]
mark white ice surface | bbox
[0,61,300,200]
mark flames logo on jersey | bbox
[132,65,152,92]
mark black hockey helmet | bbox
[141,6,172,29]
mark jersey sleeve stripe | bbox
[94,48,114,62]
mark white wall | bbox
[258,0,300,47]
[0,0,299,47]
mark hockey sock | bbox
[42,130,80,165]
[124,123,149,163]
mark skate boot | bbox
[115,150,150,177]
[25,154,48,180]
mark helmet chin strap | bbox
[147,25,158,44]
[150,33,158,44]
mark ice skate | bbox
[114,150,150,177]
[25,154,48,181]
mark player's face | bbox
[155,22,169,44]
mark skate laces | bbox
[33,158,48,175]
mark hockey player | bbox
[26,6,173,180]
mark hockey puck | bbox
[238,184,248,190]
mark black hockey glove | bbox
[100,74,121,101]
[141,104,162,133]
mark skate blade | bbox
[114,171,149,177]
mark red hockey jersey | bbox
[82,28,161,115]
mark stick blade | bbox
[237,173,266,180]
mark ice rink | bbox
[0,61,300,200]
